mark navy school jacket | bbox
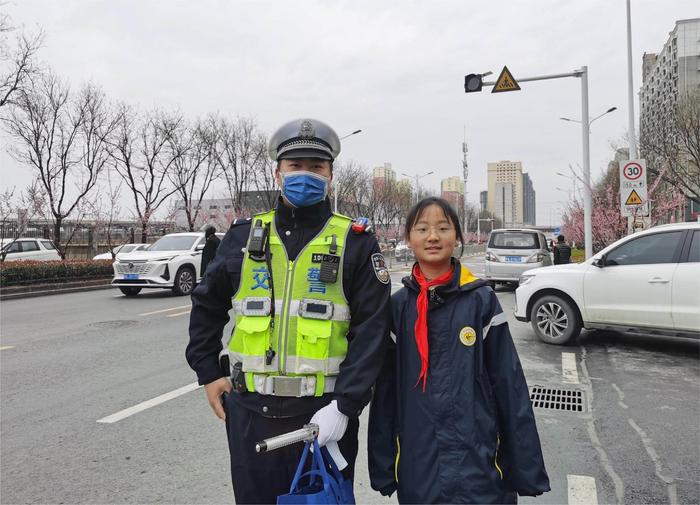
[368,261,550,504]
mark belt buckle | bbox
[271,376,303,397]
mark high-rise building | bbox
[640,19,700,148]
[522,173,536,226]
[494,183,516,227]
[372,162,396,191]
[480,191,488,213]
[440,176,464,212]
[487,161,524,225]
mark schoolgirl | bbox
[368,197,550,504]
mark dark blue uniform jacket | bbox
[368,261,550,504]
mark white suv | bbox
[111,232,224,296]
[515,223,700,344]
[1,238,61,262]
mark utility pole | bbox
[625,0,639,234]
[462,126,469,235]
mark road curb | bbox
[0,279,114,301]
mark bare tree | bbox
[641,91,700,205]
[0,8,44,109]
[168,116,220,230]
[3,73,116,254]
[332,161,367,216]
[250,155,279,213]
[87,171,124,259]
[215,116,268,214]
[333,161,370,217]
[109,105,183,242]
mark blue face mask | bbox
[281,171,330,208]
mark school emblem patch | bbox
[371,253,390,284]
[459,326,477,346]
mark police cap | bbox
[268,118,341,162]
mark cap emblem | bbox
[299,120,315,139]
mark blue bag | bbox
[277,440,355,505]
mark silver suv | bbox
[484,229,552,287]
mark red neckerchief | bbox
[412,263,454,392]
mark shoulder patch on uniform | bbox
[371,253,390,284]
[230,217,252,228]
[351,217,373,234]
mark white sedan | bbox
[514,222,700,345]
[93,243,149,260]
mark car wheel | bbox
[173,266,195,296]
[530,295,581,345]
[119,286,141,296]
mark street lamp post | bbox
[400,171,434,202]
[334,129,363,212]
[560,106,617,131]
[556,172,579,200]
[559,104,617,258]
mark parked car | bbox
[0,238,61,262]
[111,232,224,296]
[515,222,700,345]
[394,241,413,261]
[484,229,552,287]
[93,243,149,260]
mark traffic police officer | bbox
[186,118,391,503]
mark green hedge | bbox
[0,259,114,287]
[571,248,585,263]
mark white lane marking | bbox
[139,305,190,316]
[0,345,15,351]
[568,475,598,505]
[97,382,201,423]
[391,283,403,289]
[562,352,580,384]
[166,310,192,318]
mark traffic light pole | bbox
[478,67,593,259]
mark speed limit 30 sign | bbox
[619,159,649,217]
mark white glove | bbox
[310,400,348,447]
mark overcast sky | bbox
[1,0,698,225]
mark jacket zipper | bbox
[280,259,294,375]
[394,436,401,484]
[494,435,504,480]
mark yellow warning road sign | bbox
[625,189,643,206]
[492,66,521,93]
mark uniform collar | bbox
[275,196,332,229]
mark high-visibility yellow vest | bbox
[228,210,352,396]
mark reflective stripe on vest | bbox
[227,210,352,395]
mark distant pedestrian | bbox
[200,225,220,274]
[553,234,571,264]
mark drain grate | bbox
[529,385,586,413]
